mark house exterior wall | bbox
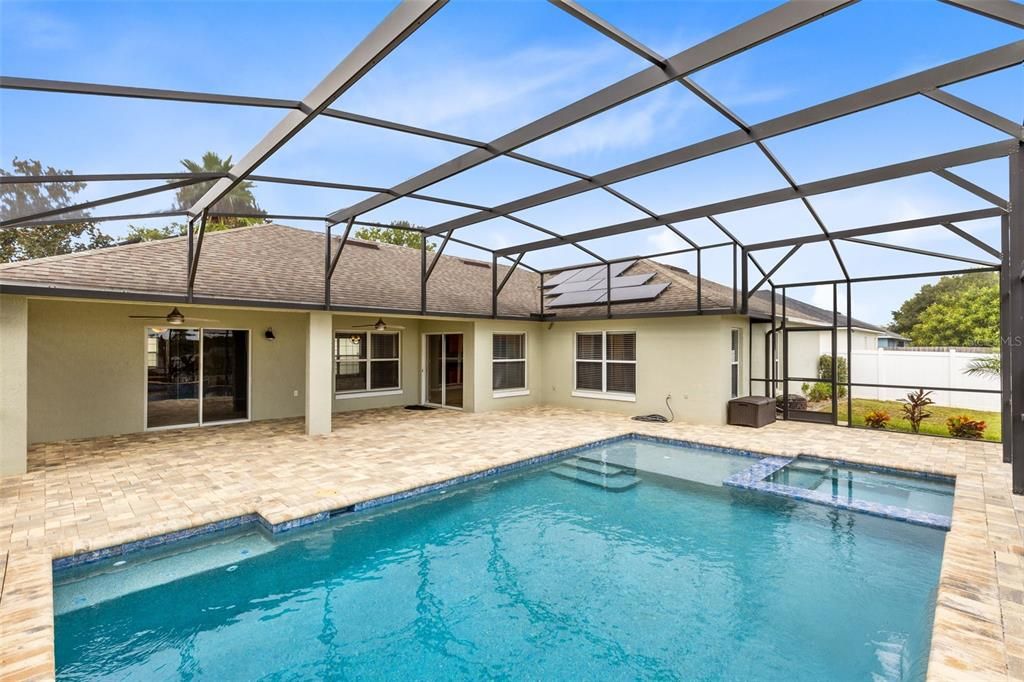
[15,296,762,446]
[25,298,310,443]
[537,315,743,425]
[472,319,544,413]
[332,315,423,413]
[0,295,28,475]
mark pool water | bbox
[55,439,946,681]
[766,459,954,517]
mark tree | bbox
[354,220,434,250]
[889,272,997,343]
[907,277,999,347]
[0,158,113,262]
[125,151,265,242]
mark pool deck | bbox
[0,406,1021,681]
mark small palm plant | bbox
[900,389,934,434]
[964,354,1000,378]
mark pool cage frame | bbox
[0,0,1022,492]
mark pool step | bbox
[551,464,640,491]
[565,457,635,476]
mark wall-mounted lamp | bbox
[349,334,362,345]
[264,328,276,341]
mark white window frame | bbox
[492,332,529,398]
[572,330,637,402]
[334,330,402,399]
[730,328,742,398]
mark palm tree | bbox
[964,354,1000,377]
[172,152,265,229]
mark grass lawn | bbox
[835,398,1001,443]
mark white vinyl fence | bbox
[850,349,999,411]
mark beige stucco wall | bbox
[332,315,423,412]
[1,295,29,474]
[16,295,771,444]
[26,298,310,443]
[537,315,746,425]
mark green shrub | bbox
[946,415,986,439]
[817,354,848,398]
[802,382,833,402]
[863,410,891,429]
[900,389,934,434]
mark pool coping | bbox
[51,432,953,568]
[2,410,1014,682]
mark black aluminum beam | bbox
[749,245,800,296]
[0,172,223,184]
[921,88,1024,139]
[1010,145,1024,494]
[328,0,854,226]
[548,0,849,279]
[747,207,1004,252]
[325,217,355,309]
[187,0,446,218]
[496,142,1015,256]
[940,0,1024,29]
[186,210,207,302]
[1000,212,1012,465]
[0,76,729,244]
[0,176,207,228]
[932,169,1010,209]
[425,40,1024,237]
[840,236,998,267]
[775,264,999,288]
[944,221,1001,259]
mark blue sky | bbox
[1,0,1021,324]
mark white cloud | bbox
[344,43,623,135]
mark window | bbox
[730,328,741,398]
[574,331,636,398]
[492,333,527,394]
[335,331,401,394]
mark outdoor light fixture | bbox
[350,334,362,345]
[264,328,276,341]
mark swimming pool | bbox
[54,437,946,681]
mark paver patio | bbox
[1,406,1021,681]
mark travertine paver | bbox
[0,406,1021,681]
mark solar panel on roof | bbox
[563,265,604,284]
[542,270,576,288]
[609,261,635,277]
[607,273,653,288]
[545,289,605,308]
[610,283,669,302]
[548,278,606,295]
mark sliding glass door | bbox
[424,333,463,408]
[146,328,249,429]
[146,329,200,428]
[202,329,249,424]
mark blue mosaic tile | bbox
[723,457,953,531]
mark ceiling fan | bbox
[128,307,218,326]
[352,317,405,331]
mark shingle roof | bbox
[0,223,539,317]
[0,223,886,331]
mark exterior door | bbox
[424,333,464,408]
[146,328,250,429]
